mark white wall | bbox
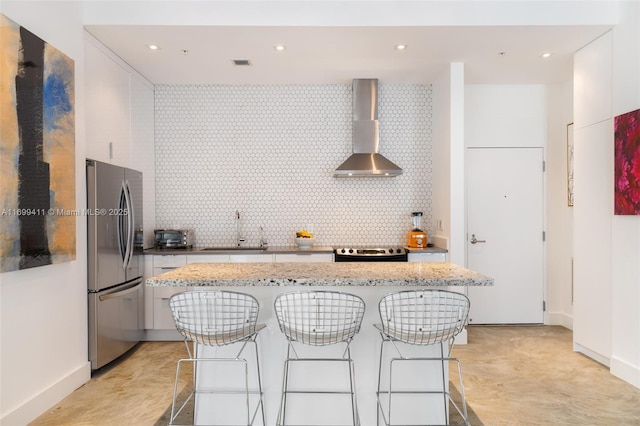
[545,81,574,328]
[609,0,640,387]
[573,0,640,387]
[0,3,90,425]
[431,63,465,265]
[449,64,466,265]
[431,68,453,248]
[130,75,156,249]
[466,85,547,149]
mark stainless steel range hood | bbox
[334,79,403,177]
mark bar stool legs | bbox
[170,335,266,426]
[375,290,471,426]
[168,290,266,426]
[276,344,361,426]
[274,290,366,426]
[376,338,469,426]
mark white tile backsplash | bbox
[155,83,432,247]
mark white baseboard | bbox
[573,342,610,367]
[1,362,90,425]
[545,311,573,330]
[610,356,640,389]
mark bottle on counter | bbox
[407,211,427,249]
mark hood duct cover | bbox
[334,79,403,177]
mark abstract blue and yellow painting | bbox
[1,14,75,272]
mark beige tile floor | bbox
[30,326,640,426]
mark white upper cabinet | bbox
[573,31,613,129]
[84,34,131,166]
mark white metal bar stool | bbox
[169,290,266,426]
[274,290,366,426]
[375,289,471,426]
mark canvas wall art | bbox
[614,108,640,215]
[1,14,76,272]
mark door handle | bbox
[470,234,487,244]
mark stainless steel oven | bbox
[333,247,408,262]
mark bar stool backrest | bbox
[378,289,470,345]
[169,290,260,346]
[274,291,366,346]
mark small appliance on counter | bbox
[407,211,427,249]
[154,229,194,249]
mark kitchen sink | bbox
[200,247,267,253]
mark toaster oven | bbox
[154,229,194,249]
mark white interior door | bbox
[467,147,544,324]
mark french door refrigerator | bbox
[87,159,144,370]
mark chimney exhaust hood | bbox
[334,79,403,177]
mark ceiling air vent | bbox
[232,59,252,66]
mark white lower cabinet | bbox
[146,252,333,337]
[187,254,230,263]
[275,253,334,262]
[153,286,186,329]
[144,255,187,332]
[408,252,446,262]
[229,253,274,262]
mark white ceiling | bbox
[85,24,612,85]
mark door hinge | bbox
[543,161,546,172]
[543,301,546,312]
[542,231,546,242]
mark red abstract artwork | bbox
[615,108,640,215]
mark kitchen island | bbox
[147,262,492,425]
[145,261,491,287]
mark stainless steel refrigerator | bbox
[87,159,144,370]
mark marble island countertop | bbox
[146,262,493,287]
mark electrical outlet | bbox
[437,219,444,231]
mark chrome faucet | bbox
[259,226,268,249]
[235,210,245,247]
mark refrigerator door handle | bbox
[122,180,134,270]
[98,280,142,302]
[117,182,127,267]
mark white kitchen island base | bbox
[190,286,455,426]
[147,262,491,425]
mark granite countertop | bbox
[144,245,448,255]
[143,246,335,255]
[146,262,492,287]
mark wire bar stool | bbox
[274,290,366,426]
[375,290,471,426]
[169,290,266,426]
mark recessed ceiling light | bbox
[147,44,160,51]
[274,45,286,52]
[395,44,408,50]
[541,52,552,58]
